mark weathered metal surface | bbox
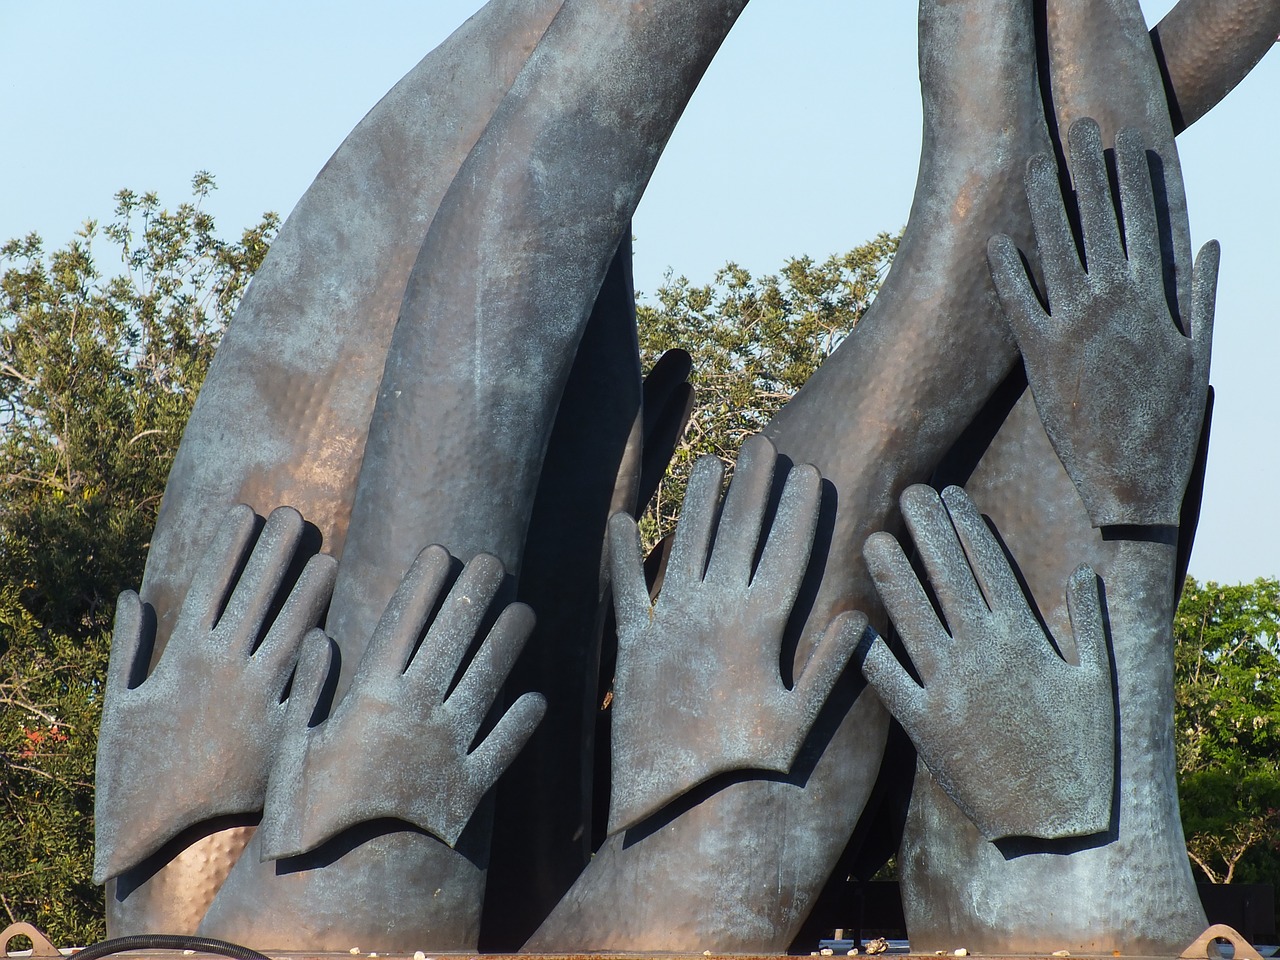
[484,235,646,949]
[860,484,1114,841]
[92,0,1280,952]
[531,0,1058,950]
[898,7,1215,949]
[607,436,865,835]
[260,549,545,856]
[989,119,1216,528]
[95,506,335,883]
[105,0,565,935]
[1152,0,1280,133]
[200,0,748,950]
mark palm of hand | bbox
[607,435,865,835]
[260,547,545,856]
[988,118,1216,527]
[94,505,336,883]
[859,485,1114,841]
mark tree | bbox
[1174,577,1280,889]
[0,175,278,943]
[635,234,899,548]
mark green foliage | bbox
[1174,577,1280,887]
[5,183,1280,938]
[0,175,277,942]
[635,234,899,549]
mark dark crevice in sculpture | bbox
[1175,387,1214,601]
[482,231,643,951]
[777,474,839,691]
[930,362,1030,492]
[788,716,917,954]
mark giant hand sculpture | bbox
[260,547,546,855]
[987,118,1217,527]
[859,484,1114,841]
[606,435,865,835]
[92,0,1277,951]
[95,505,336,883]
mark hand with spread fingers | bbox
[859,484,1114,842]
[94,504,337,883]
[260,547,546,857]
[606,434,866,836]
[987,117,1217,528]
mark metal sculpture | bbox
[95,506,336,885]
[606,435,865,835]
[859,484,1115,842]
[90,0,1278,954]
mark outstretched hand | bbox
[606,434,865,836]
[259,547,546,856]
[987,117,1216,527]
[859,485,1115,841]
[94,504,337,883]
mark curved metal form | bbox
[198,0,749,950]
[91,0,1279,953]
[531,0,1055,949]
[898,3,1218,948]
[106,0,565,935]
[860,485,1115,842]
[1152,0,1280,133]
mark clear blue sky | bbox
[1,2,1275,583]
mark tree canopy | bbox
[1174,577,1280,885]
[0,176,277,942]
[635,235,898,548]
[2,183,1278,942]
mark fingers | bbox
[988,234,1049,350]
[641,348,694,424]
[361,543,454,687]
[174,503,258,637]
[466,691,547,803]
[218,506,305,655]
[1025,153,1083,302]
[283,627,338,731]
[856,631,926,733]
[609,511,652,628]
[899,484,988,634]
[1065,565,1108,676]
[410,552,506,697]
[665,454,726,587]
[1114,128,1162,290]
[1068,118,1124,276]
[447,601,537,742]
[255,552,338,684]
[1190,240,1220,374]
[863,530,949,683]
[704,435,776,584]
[750,463,821,613]
[790,609,865,725]
[261,627,335,861]
[939,486,1023,615]
[107,590,147,693]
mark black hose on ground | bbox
[71,935,270,960]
